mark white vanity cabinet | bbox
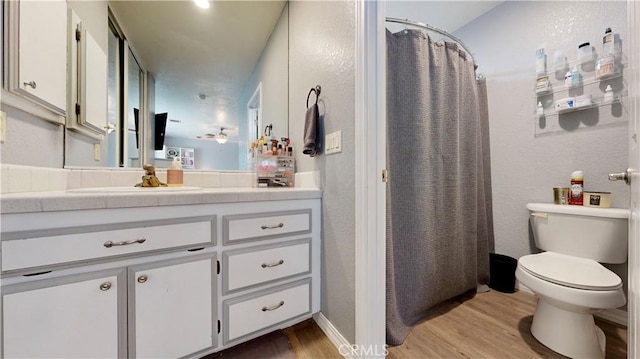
[0,196,321,358]
[2,0,67,123]
[129,255,216,358]
[219,205,320,347]
[2,270,124,358]
[0,209,218,359]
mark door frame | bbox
[354,0,386,356]
[627,0,640,357]
[354,1,640,357]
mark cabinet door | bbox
[17,0,67,112]
[2,270,124,358]
[129,253,216,358]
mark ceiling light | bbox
[194,0,210,9]
[216,133,228,144]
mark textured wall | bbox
[0,106,64,168]
[453,1,629,291]
[289,0,357,343]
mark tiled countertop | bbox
[0,187,322,214]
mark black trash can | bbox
[489,253,518,293]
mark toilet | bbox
[516,203,628,359]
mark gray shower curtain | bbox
[386,29,493,345]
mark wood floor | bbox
[208,290,628,358]
[386,290,627,359]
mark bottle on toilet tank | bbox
[569,170,584,205]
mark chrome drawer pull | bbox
[261,223,284,230]
[262,301,285,312]
[99,282,112,291]
[103,237,147,248]
[261,259,284,268]
[23,80,37,89]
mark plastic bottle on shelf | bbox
[536,48,547,76]
[536,102,544,116]
[603,28,614,55]
[571,66,580,87]
[564,70,573,87]
[604,85,614,103]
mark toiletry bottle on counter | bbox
[569,170,584,205]
[167,157,184,187]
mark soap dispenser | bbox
[167,157,184,187]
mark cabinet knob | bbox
[99,282,112,291]
[137,275,148,284]
[23,81,37,89]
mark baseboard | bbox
[516,280,628,327]
[596,308,628,327]
[313,312,352,359]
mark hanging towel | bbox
[303,103,319,156]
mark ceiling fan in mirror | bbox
[196,126,237,144]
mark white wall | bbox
[289,0,357,343]
[0,105,64,168]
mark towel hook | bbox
[306,85,321,108]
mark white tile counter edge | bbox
[0,187,322,214]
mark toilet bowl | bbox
[518,203,628,359]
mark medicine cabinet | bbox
[1,0,67,124]
[67,9,109,139]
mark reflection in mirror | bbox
[126,48,142,167]
[106,20,118,167]
[64,1,289,171]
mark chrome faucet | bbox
[135,164,167,187]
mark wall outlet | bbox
[93,143,101,161]
[325,130,342,155]
[0,111,6,144]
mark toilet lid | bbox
[519,252,622,291]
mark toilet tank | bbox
[526,203,629,264]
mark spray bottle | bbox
[569,170,584,205]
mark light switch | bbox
[326,130,342,155]
[93,143,101,161]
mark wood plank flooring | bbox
[205,290,628,358]
[387,290,627,359]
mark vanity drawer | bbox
[222,209,312,245]
[224,279,311,343]
[1,216,215,273]
[222,239,310,294]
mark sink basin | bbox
[67,186,202,193]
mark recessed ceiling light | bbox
[194,0,210,9]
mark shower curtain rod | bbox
[385,17,476,65]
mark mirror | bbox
[64,0,289,171]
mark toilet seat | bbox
[519,252,622,291]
